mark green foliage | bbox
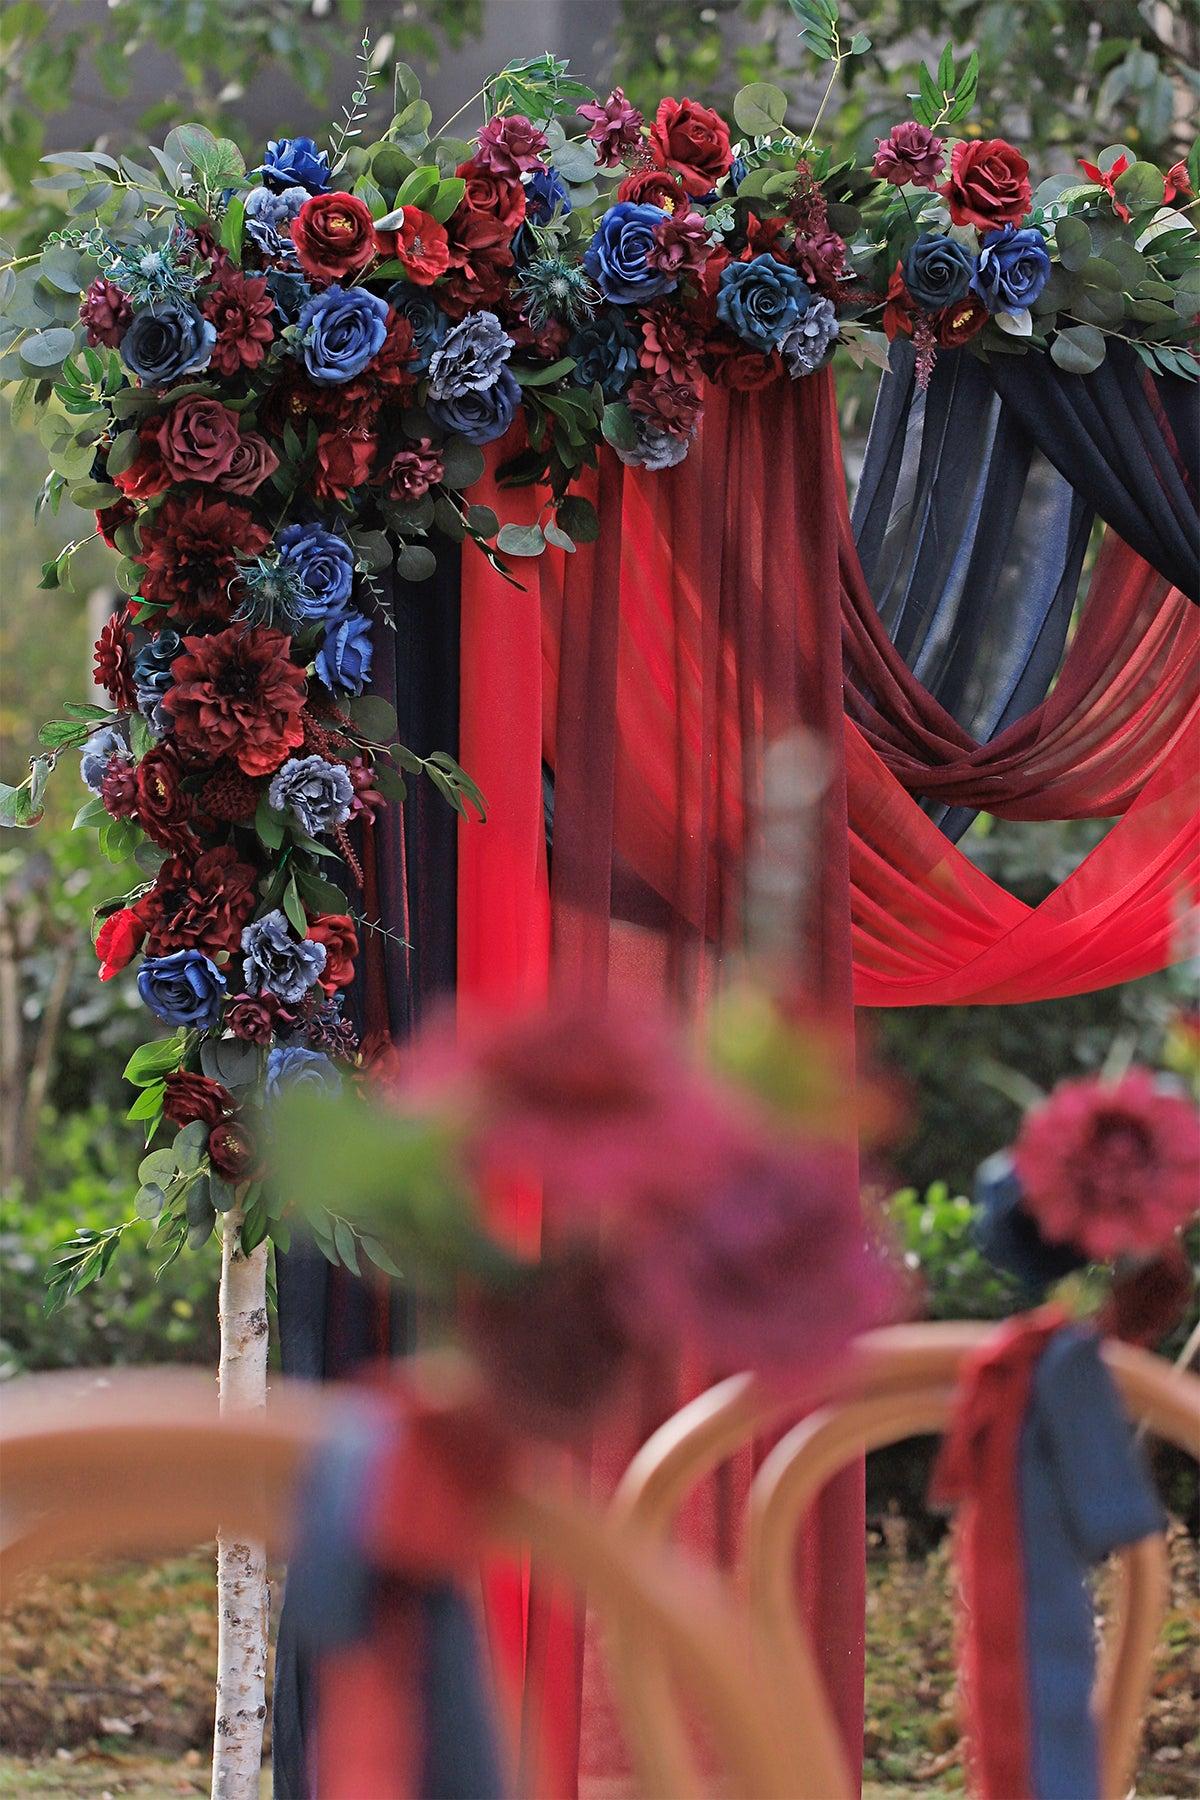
[886,1180,1016,1320]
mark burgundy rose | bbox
[226,991,291,1044]
[94,906,146,981]
[576,88,644,169]
[647,96,732,198]
[113,422,170,500]
[100,756,138,818]
[208,1118,258,1182]
[617,167,687,211]
[377,439,443,501]
[628,372,703,437]
[162,1070,235,1128]
[306,913,359,995]
[648,209,711,278]
[138,495,270,621]
[155,396,242,483]
[201,268,275,376]
[872,122,946,190]
[454,158,527,235]
[133,741,199,852]
[291,190,378,282]
[138,844,258,956]
[473,113,548,178]
[313,429,375,500]
[440,214,514,320]
[637,305,704,383]
[372,311,418,392]
[92,609,138,711]
[80,278,132,347]
[942,138,1032,230]
[705,340,782,390]
[163,625,307,776]
[935,294,988,347]
[223,432,280,496]
[791,229,849,299]
[96,496,136,549]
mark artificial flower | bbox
[133,741,199,852]
[637,303,705,382]
[427,309,514,398]
[111,422,170,501]
[258,136,330,194]
[94,906,146,981]
[163,625,307,775]
[265,1043,341,1097]
[241,908,327,1004]
[79,725,130,794]
[138,495,270,621]
[1077,152,1133,222]
[80,278,132,347]
[306,913,359,994]
[426,365,521,445]
[972,225,1051,313]
[576,88,644,168]
[137,948,226,1028]
[92,613,138,711]
[935,293,988,346]
[473,113,548,178]
[162,1071,235,1128]
[942,137,1032,230]
[616,167,686,211]
[313,429,376,499]
[583,202,678,305]
[628,371,703,438]
[277,523,356,620]
[223,433,280,496]
[267,754,354,835]
[226,991,293,1044]
[381,206,452,285]
[647,208,711,278]
[121,301,216,385]
[567,314,639,397]
[377,439,444,501]
[314,608,374,694]
[139,844,258,956]
[716,254,810,351]
[201,268,275,375]
[388,289,449,371]
[244,185,308,259]
[290,190,378,281]
[454,159,526,236]
[647,95,733,197]
[872,122,945,189]
[208,1118,259,1181]
[154,395,242,483]
[902,232,975,311]
[778,295,839,375]
[296,284,390,384]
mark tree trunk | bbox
[211,1210,270,1800]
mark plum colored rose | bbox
[378,440,444,501]
[648,208,711,278]
[223,432,280,495]
[971,225,1051,313]
[474,113,548,178]
[872,122,945,189]
[942,138,1032,230]
[154,396,241,483]
[137,949,226,1029]
[648,95,733,197]
[291,190,378,281]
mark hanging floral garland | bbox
[0,24,1196,1290]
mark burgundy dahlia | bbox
[139,844,258,957]
[163,625,307,776]
[100,756,139,818]
[80,278,132,347]
[199,765,262,822]
[637,304,704,383]
[139,495,271,622]
[92,609,139,711]
[201,268,275,376]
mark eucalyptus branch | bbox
[329,32,378,172]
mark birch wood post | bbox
[211,1208,270,1800]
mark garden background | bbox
[1,1,1196,1792]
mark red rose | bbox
[223,432,280,496]
[307,913,359,994]
[138,495,270,622]
[94,906,146,981]
[942,138,1032,230]
[226,991,292,1044]
[454,158,527,235]
[134,741,198,852]
[162,1070,234,1128]
[440,214,515,320]
[96,496,136,549]
[113,422,170,500]
[648,96,732,198]
[92,609,138,711]
[138,844,258,956]
[291,191,379,281]
[208,1118,258,1182]
[201,268,275,376]
[704,340,783,391]
[617,167,687,211]
[372,311,417,392]
[164,626,307,776]
[313,429,375,501]
[935,293,988,347]
[377,206,451,285]
[155,396,242,483]
[377,438,443,501]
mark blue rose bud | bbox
[567,315,639,398]
[296,285,390,385]
[901,232,975,310]
[971,225,1051,314]
[426,365,522,446]
[137,949,226,1029]
[315,609,374,695]
[277,523,356,622]
[121,302,216,386]
[715,254,811,351]
[257,136,330,195]
[582,202,678,306]
[265,1044,342,1099]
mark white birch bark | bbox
[211,1208,270,1800]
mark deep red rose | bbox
[96,496,137,549]
[100,755,138,818]
[113,422,170,500]
[440,214,515,319]
[704,339,782,390]
[942,137,1032,230]
[163,625,307,776]
[138,844,258,956]
[94,906,146,981]
[637,304,704,383]
[155,396,242,483]
[377,438,443,501]
[162,1070,234,1128]
[647,96,732,197]
[307,913,359,994]
[872,122,945,190]
[883,261,915,341]
[260,367,384,436]
[208,1118,258,1182]
[201,268,275,376]
[616,167,687,211]
[291,190,378,281]
[454,158,527,235]
[226,990,292,1044]
[138,495,270,622]
[133,741,199,851]
[936,294,988,346]
[474,113,548,178]
[92,609,139,710]
[376,206,451,285]
[223,432,280,496]
[80,278,132,347]
[313,429,375,500]
[371,310,418,392]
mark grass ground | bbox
[2,1527,1196,1796]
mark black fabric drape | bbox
[273,543,461,1800]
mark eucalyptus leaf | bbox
[1050,323,1106,374]
[733,83,789,136]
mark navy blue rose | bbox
[582,203,678,305]
[971,225,1051,314]
[526,167,572,225]
[315,609,374,695]
[132,629,183,700]
[277,523,355,622]
[427,365,521,446]
[715,255,810,351]
[902,232,974,310]
[389,289,448,373]
[121,302,216,386]
[257,136,330,195]
[138,949,226,1029]
[241,909,326,1004]
[245,186,308,261]
[266,1044,341,1099]
[296,285,390,385]
[264,268,313,323]
[568,314,639,399]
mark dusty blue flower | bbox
[388,288,448,372]
[257,136,330,195]
[265,1044,341,1099]
[277,523,356,621]
[80,725,129,794]
[568,314,639,398]
[583,203,677,305]
[121,302,215,385]
[244,185,308,260]
[427,366,521,445]
[296,285,389,384]
[716,255,810,350]
[972,225,1051,313]
[778,295,839,376]
[902,232,974,310]
[267,755,354,835]
[241,909,327,1004]
[315,609,374,695]
[138,950,226,1028]
[427,310,514,400]
[615,419,694,470]
[132,630,184,699]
